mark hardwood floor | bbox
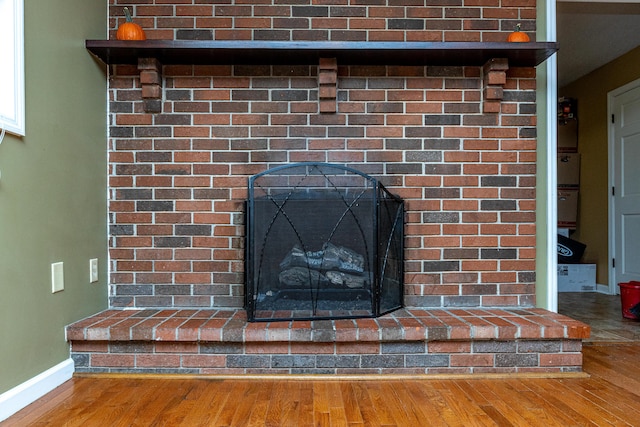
[4,344,640,426]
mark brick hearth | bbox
[67,308,590,375]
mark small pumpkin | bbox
[116,7,146,41]
[507,23,530,43]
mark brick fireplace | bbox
[67,0,590,374]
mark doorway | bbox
[555,4,640,333]
[557,70,640,338]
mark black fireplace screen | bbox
[245,163,404,322]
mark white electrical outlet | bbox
[90,258,99,283]
[51,262,64,293]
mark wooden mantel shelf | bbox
[86,40,557,67]
[88,40,557,113]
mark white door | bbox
[609,79,640,293]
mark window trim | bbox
[0,0,25,136]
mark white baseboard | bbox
[0,359,74,422]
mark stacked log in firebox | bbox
[278,243,370,289]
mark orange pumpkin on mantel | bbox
[507,24,530,43]
[116,7,146,41]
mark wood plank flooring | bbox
[3,343,640,426]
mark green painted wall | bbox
[0,0,107,394]
[560,45,640,286]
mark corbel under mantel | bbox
[137,57,162,113]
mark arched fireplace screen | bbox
[246,162,404,322]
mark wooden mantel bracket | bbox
[319,58,338,114]
[138,57,163,113]
[482,58,509,114]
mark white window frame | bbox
[0,0,25,136]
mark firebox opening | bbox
[246,163,404,322]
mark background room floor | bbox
[558,292,640,343]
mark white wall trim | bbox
[607,84,617,295]
[545,54,559,312]
[542,0,559,311]
[0,359,74,422]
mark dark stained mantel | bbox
[88,39,558,113]
[86,40,557,67]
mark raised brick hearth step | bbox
[67,308,590,375]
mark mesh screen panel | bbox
[246,163,404,322]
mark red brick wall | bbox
[107,1,538,309]
[108,0,536,43]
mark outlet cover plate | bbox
[51,262,64,293]
[90,258,98,283]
